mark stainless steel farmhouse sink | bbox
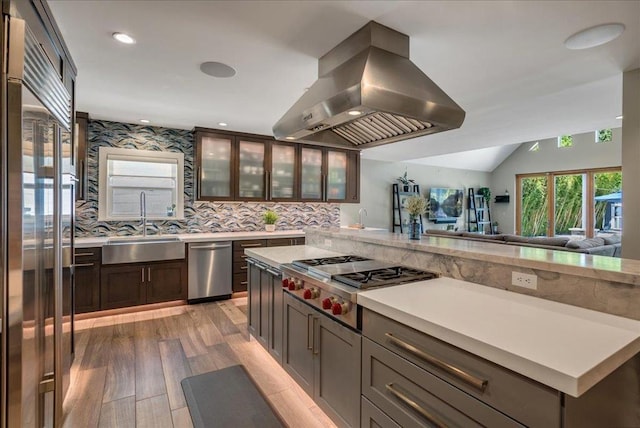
[102,236,185,264]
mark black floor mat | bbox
[180,365,284,428]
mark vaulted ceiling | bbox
[49,1,639,171]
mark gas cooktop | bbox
[281,254,438,330]
[292,255,371,270]
[333,266,438,289]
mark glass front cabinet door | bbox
[270,142,298,201]
[197,132,234,200]
[300,146,324,201]
[237,139,266,200]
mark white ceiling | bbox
[48,1,639,172]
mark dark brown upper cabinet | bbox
[75,111,89,200]
[194,127,359,203]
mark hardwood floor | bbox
[63,298,336,428]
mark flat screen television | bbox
[428,188,464,223]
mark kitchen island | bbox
[246,239,640,427]
[305,228,640,321]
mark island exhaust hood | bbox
[273,21,465,149]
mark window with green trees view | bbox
[558,135,573,148]
[596,129,613,143]
[517,168,621,238]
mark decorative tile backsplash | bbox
[75,120,339,237]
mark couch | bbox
[424,229,622,257]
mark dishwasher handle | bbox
[190,244,231,250]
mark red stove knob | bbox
[288,278,302,291]
[282,278,290,288]
[322,297,335,309]
[332,301,349,315]
[303,288,319,299]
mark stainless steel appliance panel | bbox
[188,242,232,300]
[2,16,74,428]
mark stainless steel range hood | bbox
[273,21,465,149]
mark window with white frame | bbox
[98,147,184,221]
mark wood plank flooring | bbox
[63,298,336,428]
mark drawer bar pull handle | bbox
[241,243,263,248]
[73,263,94,268]
[385,333,488,392]
[385,383,448,428]
[75,252,95,257]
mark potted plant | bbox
[492,221,499,234]
[397,169,415,192]
[477,187,491,203]
[263,210,278,232]
[405,195,427,240]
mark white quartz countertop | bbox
[244,245,345,268]
[357,277,640,397]
[75,230,305,248]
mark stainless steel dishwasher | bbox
[188,241,232,302]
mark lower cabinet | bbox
[362,308,560,428]
[101,260,187,310]
[247,260,284,363]
[74,247,101,314]
[283,293,361,428]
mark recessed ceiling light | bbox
[616,115,623,120]
[285,136,295,140]
[200,62,236,78]
[112,32,136,44]
[564,23,625,50]
[218,122,228,127]
[140,119,150,123]
[348,110,362,116]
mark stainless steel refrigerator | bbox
[1,14,75,428]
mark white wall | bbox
[621,69,640,259]
[490,128,622,234]
[340,159,490,231]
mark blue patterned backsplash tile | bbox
[75,120,340,237]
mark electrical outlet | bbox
[512,272,537,290]
[324,239,332,247]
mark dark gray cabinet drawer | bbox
[361,397,401,428]
[363,309,560,428]
[363,338,522,428]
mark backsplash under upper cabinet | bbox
[75,119,339,237]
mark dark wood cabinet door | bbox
[248,262,262,338]
[196,131,235,201]
[145,261,187,304]
[270,141,298,201]
[269,272,284,364]
[100,264,145,310]
[314,314,362,428]
[282,293,314,396]
[259,268,271,347]
[75,111,89,200]
[75,262,101,313]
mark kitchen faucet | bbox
[358,208,367,228]
[140,191,147,237]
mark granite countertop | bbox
[244,245,345,267]
[75,230,306,248]
[307,228,640,286]
[357,277,640,397]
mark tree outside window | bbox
[596,129,613,143]
[557,135,573,148]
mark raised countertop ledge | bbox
[307,228,640,286]
[244,246,344,268]
[75,230,305,248]
[357,278,640,397]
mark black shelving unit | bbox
[467,188,493,234]
[392,183,424,233]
